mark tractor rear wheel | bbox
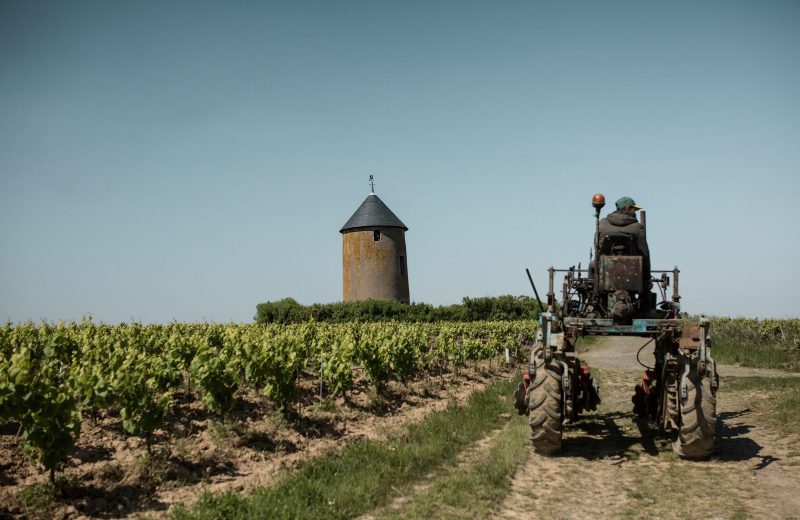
[528,342,563,455]
[673,362,717,459]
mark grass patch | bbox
[723,376,800,436]
[619,462,749,518]
[713,341,800,372]
[15,481,57,518]
[381,415,530,519]
[171,378,519,520]
[209,419,239,444]
[575,335,600,353]
[313,396,339,413]
[711,319,800,372]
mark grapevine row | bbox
[0,320,536,482]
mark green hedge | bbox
[254,296,543,324]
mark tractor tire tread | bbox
[528,342,563,456]
[674,366,717,459]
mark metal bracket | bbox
[679,359,691,401]
[709,358,719,391]
[540,312,554,361]
[561,361,570,393]
[698,317,711,363]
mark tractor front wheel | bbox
[528,342,563,455]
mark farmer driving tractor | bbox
[598,196,653,310]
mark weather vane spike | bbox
[369,174,375,194]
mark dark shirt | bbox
[598,210,651,278]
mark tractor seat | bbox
[599,235,638,256]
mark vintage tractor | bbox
[514,194,718,458]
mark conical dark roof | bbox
[340,194,408,233]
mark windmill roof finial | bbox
[369,174,375,194]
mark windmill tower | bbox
[340,176,410,303]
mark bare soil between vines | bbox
[0,363,511,519]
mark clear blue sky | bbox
[1,1,798,322]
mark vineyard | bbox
[1,317,799,518]
[0,320,536,485]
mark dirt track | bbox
[498,337,800,519]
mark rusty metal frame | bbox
[564,317,682,337]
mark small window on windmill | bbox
[399,255,406,276]
[373,230,381,241]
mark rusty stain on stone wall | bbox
[342,227,409,303]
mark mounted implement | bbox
[513,194,718,458]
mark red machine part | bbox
[580,365,592,387]
[640,369,656,395]
[581,365,592,390]
[578,365,601,412]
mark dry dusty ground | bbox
[497,337,800,520]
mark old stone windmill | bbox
[339,176,409,303]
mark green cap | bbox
[615,196,641,210]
